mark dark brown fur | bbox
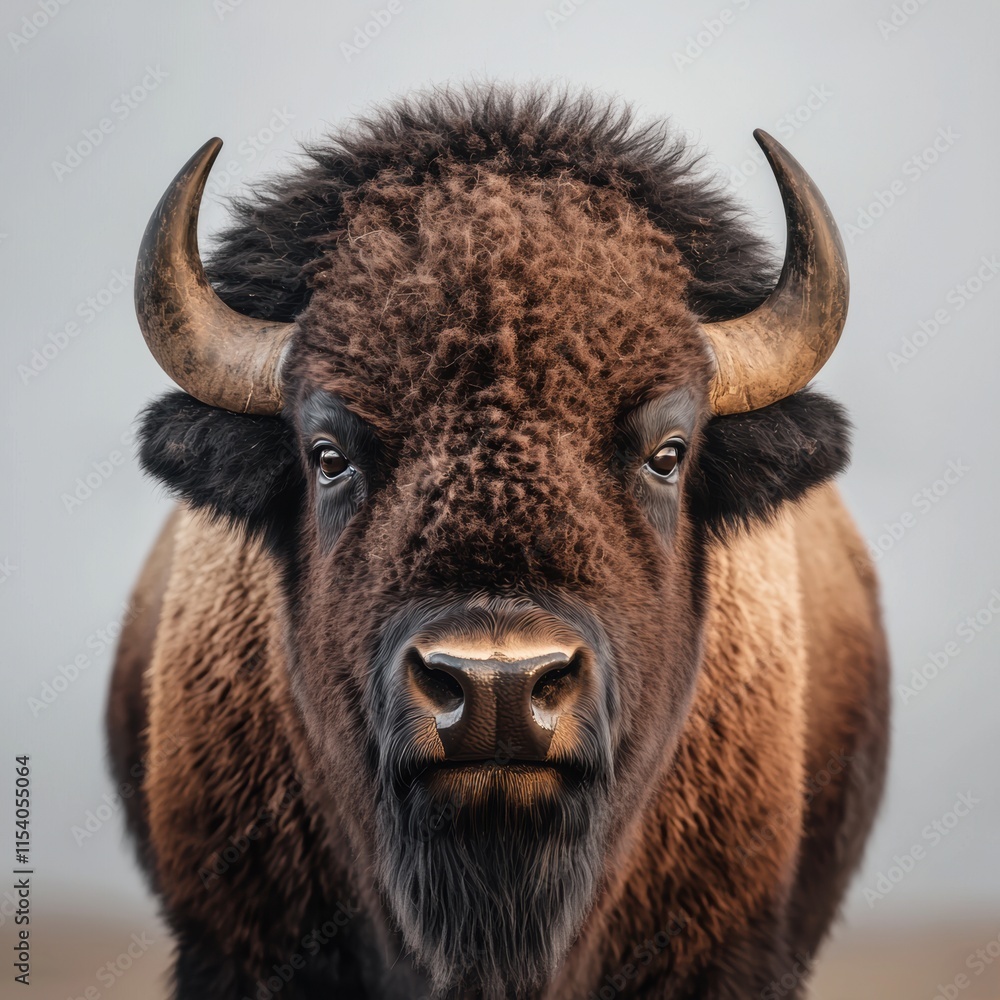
[108,86,889,999]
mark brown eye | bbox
[315,445,350,482]
[646,441,685,480]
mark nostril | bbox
[531,655,581,713]
[407,650,464,715]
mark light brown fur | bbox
[119,481,886,991]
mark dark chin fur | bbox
[376,777,607,999]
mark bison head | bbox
[135,89,849,998]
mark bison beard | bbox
[360,598,619,997]
[375,771,609,999]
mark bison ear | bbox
[687,388,851,537]
[137,391,304,552]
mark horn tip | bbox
[195,137,224,171]
[752,128,783,159]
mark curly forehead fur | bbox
[293,163,709,431]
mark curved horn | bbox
[704,130,849,415]
[135,137,294,414]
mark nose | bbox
[405,644,586,761]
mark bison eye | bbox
[313,443,351,483]
[645,440,686,481]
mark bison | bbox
[107,87,889,999]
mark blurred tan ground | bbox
[19,914,1000,999]
[809,918,1000,1000]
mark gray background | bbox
[2,1,998,996]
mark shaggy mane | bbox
[205,83,777,323]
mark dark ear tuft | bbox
[687,388,851,537]
[138,391,303,551]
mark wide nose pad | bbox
[406,648,583,761]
